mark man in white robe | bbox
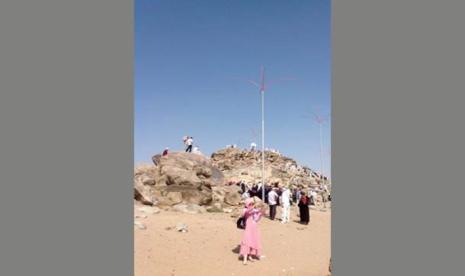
[280,186,291,224]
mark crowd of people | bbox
[237,180,331,265]
[238,180,330,209]
[222,142,282,156]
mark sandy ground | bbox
[135,204,331,276]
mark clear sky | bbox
[135,0,331,176]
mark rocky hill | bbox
[134,148,329,211]
[211,148,327,187]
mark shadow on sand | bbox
[293,219,310,225]
[232,245,243,261]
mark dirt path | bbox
[135,205,331,276]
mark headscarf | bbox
[300,195,309,205]
[245,198,254,208]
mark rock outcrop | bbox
[135,152,225,207]
[211,148,326,189]
[134,164,158,205]
[134,148,329,208]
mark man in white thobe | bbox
[280,186,291,224]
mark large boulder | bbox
[211,186,226,203]
[147,152,224,206]
[134,175,157,206]
[223,186,242,206]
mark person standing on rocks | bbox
[185,136,193,152]
[182,136,188,148]
[192,146,202,155]
[240,198,266,265]
[162,147,169,156]
[250,142,257,152]
[267,187,279,220]
[280,185,291,224]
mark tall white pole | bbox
[319,122,324,184]
[261,88,265,200]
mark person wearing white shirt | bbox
[280,186,291,223]
[185,137,193,152]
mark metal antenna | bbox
[327,147,332,183]
[311,107,328,184]
[235,66,294,200]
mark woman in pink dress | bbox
[240,198,266,265]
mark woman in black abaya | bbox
[298,191,310,225]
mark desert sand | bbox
[135,204,331,276]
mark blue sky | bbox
[135,0,331,176]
